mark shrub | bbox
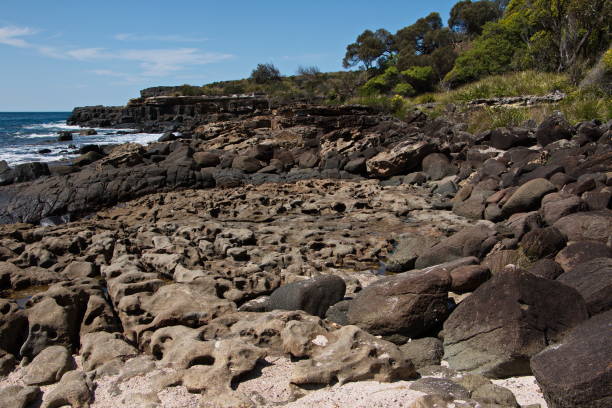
[250,63,282,84]
[401,66,435,93]
[393,83,416,97]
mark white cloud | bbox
[0,25,234,81]
[0,26,36,47]
[114,33,208,42]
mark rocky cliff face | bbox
[67,94,270,131]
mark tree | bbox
[296,66,321,76]
[395,12,448,55]
[449,1,502,36]
[250,63,281,84]
[342,29,394,69]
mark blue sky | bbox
[1,0,458,111]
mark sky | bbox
[0,0,458,111]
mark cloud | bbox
[114,33,208,43]
[0,25,233,82]
[0,26,36,47]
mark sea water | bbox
[0,112,161,166]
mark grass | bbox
[419,71,575,104]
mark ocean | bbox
[0,112,162,166]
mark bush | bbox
[393,83,416,96]
[401,66,435,93]
[250,63,282,84]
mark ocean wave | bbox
[22,121,82,130]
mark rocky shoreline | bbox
[0,94,611,408]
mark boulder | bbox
[0,299,28,355]
[347,267,451,338]
[72,151,103,167]
[489,127,530,150]
[557,258,612,315]
[443,267,588,378]
[555,241,612,272]
[536,112,573,146]
[0,385,41,408]
[193,151,220,167]
[57,131,73,141]
[450,265,491,293]
[540,192,583,225]
[421,153,457,181]
[415,225,496,269]
[12,162,50,183]
[269,275,346,318]
[501,178,557,217]
[386,235,437,273]
[531,310,612,408]
[519,226,567,260]
[40,370,92,408]
[553,211,612,243]
[528,259,564,280]
[410,377,470,400]
[366,141,435,178]
[399,337,444,368]
[23,345,74,385]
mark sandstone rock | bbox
[23,345,74,385]
[409,377,470,400]
[366,141,435,178]
[0,385,41,408]
[347,267,451,338]
[193,151,220,167]
[540,192,583,225]
[324,299,350,326]
[40,370,93,408]
[399,337,444,368]
[290,325,417,386]
[386,235,437,273]
[501,178,557,217]
[472,383,519,407]
[531,310,612,408]
[0,299,28,355]
[481,249,532,275]
[232,155,263,173]
[557,258,612,315]
[269,275,345,318]
[553,211,612,243]
[80,331,138,373]
[443,268,588,378]
[555,241,612,272]
[0,349,16,376]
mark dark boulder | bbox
[555,241,612,273]
[57,131,73,142]
[557,258,612,315]
[269,275,346,318]
[157,132,176,142]
[12,162,50,183]
[540,192,583,225]
[399,337,444,368]
[553,210,612,243]
[72,151,103,167]
[347,267,451,338]
[531,310,612,408]
[519,227,567,260]
[501,178,556,217]
[527,259,565,280]
[421,153,457,181]
[450,265,491,293]
[232,156,263,173]
[443,267,588,378]
[489,127,531,150]
[536,113,573,147]
[193,151,220,168]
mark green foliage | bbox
[351,94,412,118]
[449,0,502,36]
[560,87,612,123]
[250,63,281,84]
[393,83,416,96]
[604,49,612,72]
[401,66,435,92]
[342,29,393,69]
[444,20,522,86]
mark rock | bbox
[422,153,457,181]
[415,225,496,269]
[324,299,350,326]
[536,112,573,146]
[80,331,138,373]
[0,385,41,408]
[343,157,366,174]
[62,261,97,279]
[57,131,73,141]
[557,258,612,315]
[531,310,612,408]
[501,178,557,217]
[73,151,103,166]
[481,249,532,275]
[519,227,567,260]
[386,235,437,273]
[399,337,444,368]
[237,296,271,313]
[297,151,319,168]
[23,345,74,385]
[157,132,176,142]
[443,267,588,378]
[528,259,564,280]
[366,141,435,178]
[540,192,583,225]
[0,299,28,355]
[409,377,470,400]
[553,211,612,243]
[40,370,93,408]
[269,275,346,318]
[555,241,612,272]
[193,151,220,167]
[289,325,417,386]
[79,129,97,136]
[0,350,16,375]
[450,265,491,293]
[472,383,519,407]
[232,155,262,173]
[347,267,451,338]
[490,127,530,150]
[11,162,50,183]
